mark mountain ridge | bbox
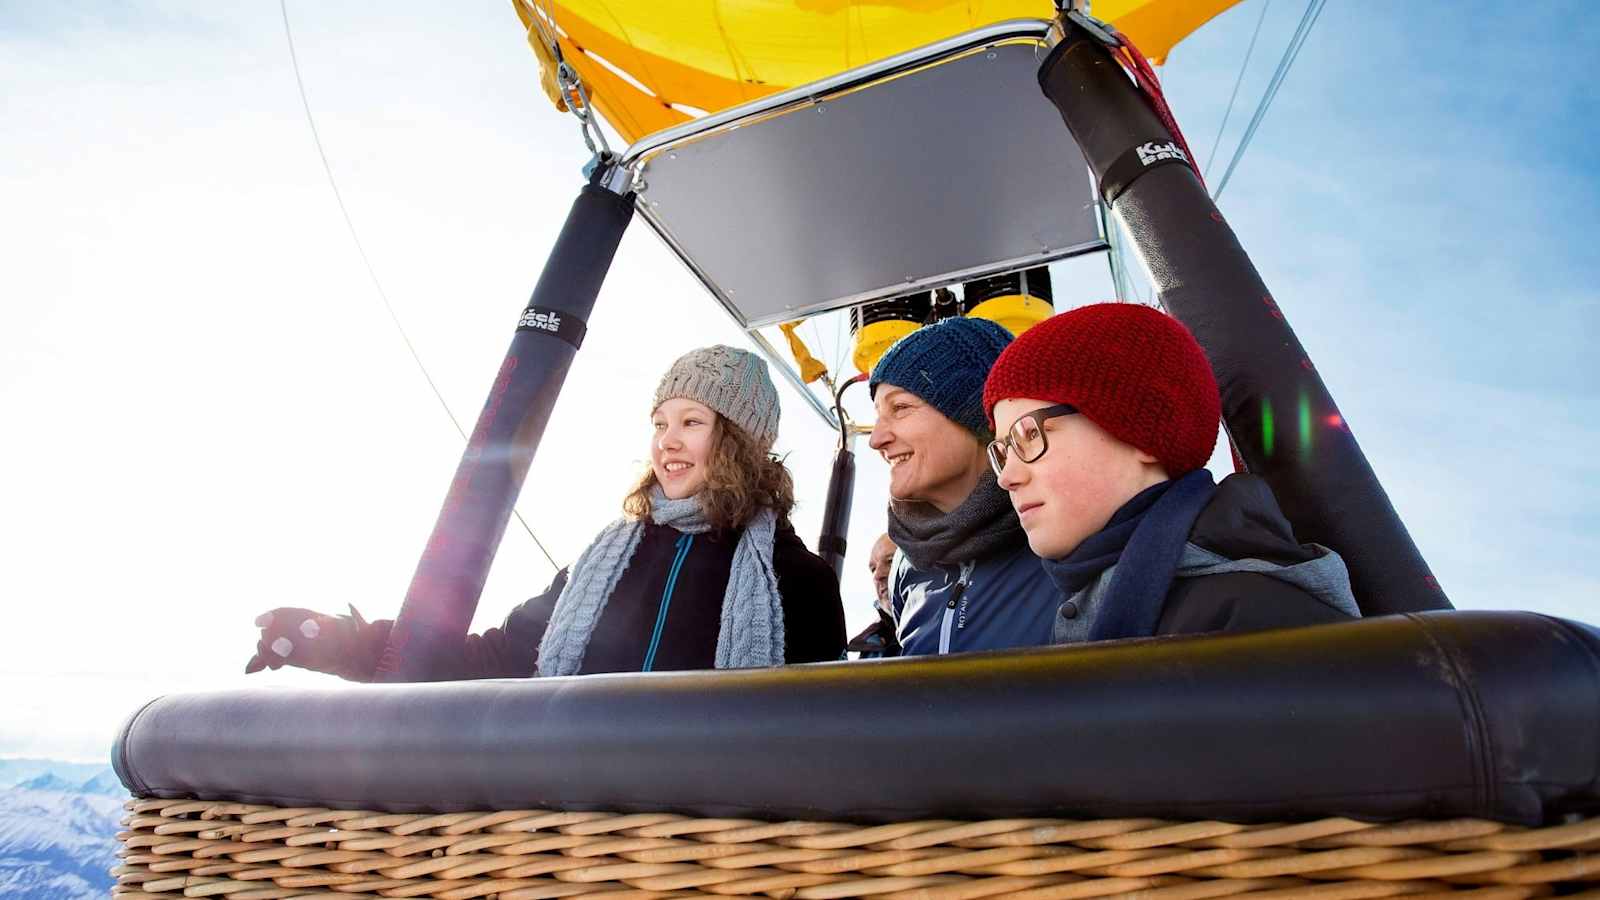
[0,758,109,790]
[0,759,124,899]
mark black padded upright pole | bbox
[817,439,857,579]
[376,177,635,681]
[1036,21,1448,615]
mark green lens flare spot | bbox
[1298,391,1313,457]
[1261,398,1275,457]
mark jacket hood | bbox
[1187,474,1317,565]
[1178,474,1360,618]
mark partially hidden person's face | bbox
[992,396,1170,560]
[651,397,719,500]
[867,534,896,612]
[869,384,986,513]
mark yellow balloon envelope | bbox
[513,0,1241,144]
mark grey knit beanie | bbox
[652,345,781,449]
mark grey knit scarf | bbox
[887,471,1026,569]
[536,488,786,676]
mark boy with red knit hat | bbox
[982,303,1359,642]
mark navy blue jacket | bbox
[360,520,846,679]
[891,539,1058,656]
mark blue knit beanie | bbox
[869,317,1013,436]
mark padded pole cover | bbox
[817,444,856,578]
[378,182,635,682]
[1037,25,1447,617]
[116,612,1600,826]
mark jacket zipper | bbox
[642,533,694,672]
[937,562,975,655]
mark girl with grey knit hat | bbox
[245,345,846,680]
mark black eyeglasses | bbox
[987,403,1078,477]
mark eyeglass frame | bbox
[986,402,1079,478]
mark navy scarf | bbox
[1042,469,1218,641]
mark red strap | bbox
[1110,33,1207,192]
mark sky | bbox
[2,1,1596,762]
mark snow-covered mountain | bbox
[81,768,130,797]
[0,759,107,790]
[16,773,81,793]
[0,759,124,899]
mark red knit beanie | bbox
[982,303,1221,475]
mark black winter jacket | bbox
[846,609,902,658]
[419,519,846,679]
[1151,474,1357,636]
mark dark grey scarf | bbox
[888,471,1026,569]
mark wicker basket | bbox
[113,798,1600,900]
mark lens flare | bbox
[1261,398,1275,457]
[1298,391,1313,457]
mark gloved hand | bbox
[244,604,390,682]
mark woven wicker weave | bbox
[112,798,1600,899]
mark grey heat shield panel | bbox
[624,21,1105,329]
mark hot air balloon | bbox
[109,6,1600,899]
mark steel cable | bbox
[279,0,560,572]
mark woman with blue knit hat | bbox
[245,345,846,680]
[868,317,1059,655]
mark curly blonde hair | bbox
[623,416,795,531]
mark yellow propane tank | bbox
[850,290,931,375]
[961,266,1054,337]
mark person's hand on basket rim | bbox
[244,605,390,682]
